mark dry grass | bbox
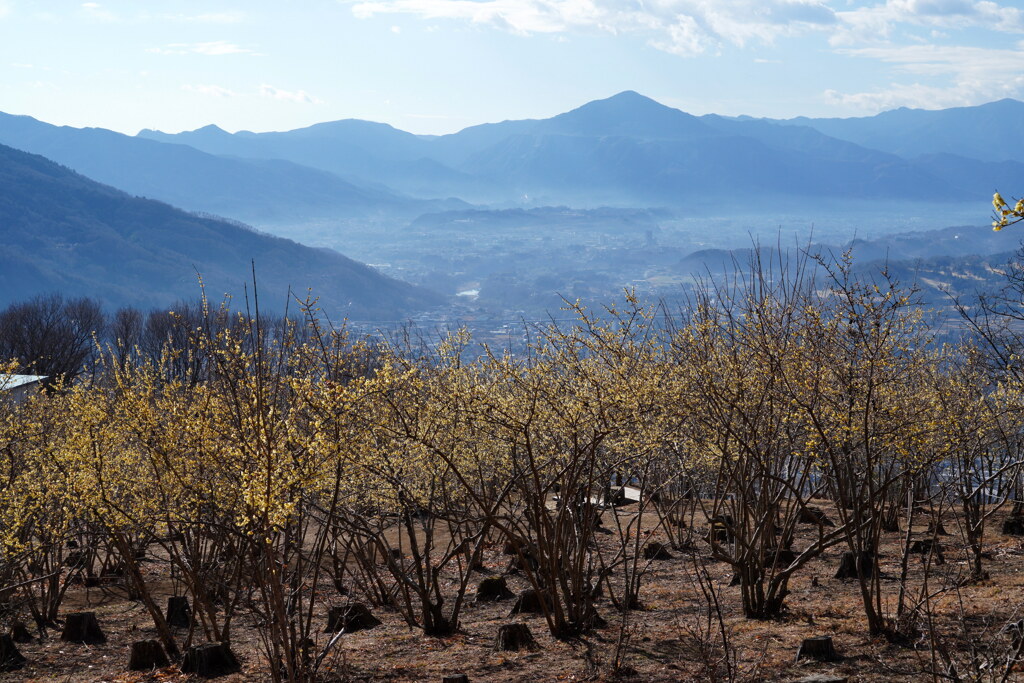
[4,502,1024,682]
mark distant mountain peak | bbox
[138,123,229,138]
[604,90,655,102]
[545,90,708,139]
[194,123,229,134]
[571,90,678,115]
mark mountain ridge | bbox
[133,91,1023,209]
[0,142,442,318]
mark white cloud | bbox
[81,1,118,22]
[157,11,246,24]
[832,0,1024,46]
[349,0,837,56]
[826,43,1024,111]
[0,2,10,20]
[148,41,253,56]
[259,84,323,104]
[346,0,1024,60]
[182,83,237,98]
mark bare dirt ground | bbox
[4,502,1024,682]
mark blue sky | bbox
[2,0,1023,135]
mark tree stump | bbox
[880,514,901,533]
[834,551,873,580]
[927,520,949,536]
[64,551,87,568]
[10,621,33,644]
[582,607,608,629]
[128,639,170,670]
[180,642,241,678]
[0,634,26,673]
[493,623,538,652]
[60,611,106,645]
[575,501,604,528]
[475,576,515,603]
[765,547,797,567]
[508,589,551,616]
[642,542,673,560]
[166,595,192,628]
[1003,515,1024,536]
[505,548,539,574]
[605,486,628,507]
[909,539,945,565]
[707,514,735,543]
[798,507,834,527]
[442,675,470,683]
[667,511,687,528]
[795,636,839,662]
[325,603,381,633]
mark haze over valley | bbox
[1,92,1020,335]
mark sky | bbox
[2,0,1023,136]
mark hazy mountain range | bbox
[1,92,1019,225]
[0,143,439,318]
[0,111,466,225]
[1,92,1021,322]
[136,91,1024,210]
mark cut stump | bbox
[166,595,192,628]
[0,634,25,673]
[834,551,873,580]
[128,639,170,671]
[493,623,538,652]
[10,621,33,644]
[180,642,241,678]
[909,539,945,564]
[325,603,381,633]
[798,507,834,527]
[509,589,552,616]
[766,547,797,567]
[643,542,673,561]
[504,546,539,574]
[1003,516,1024,536]
[707,514,735,543]
[60,611,106,645]
[795,636,840,662]
[475,576,515,603]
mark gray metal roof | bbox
[0,374,47,391]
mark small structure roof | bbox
[0,374,47,391]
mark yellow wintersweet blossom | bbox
[993,190,1024,230]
